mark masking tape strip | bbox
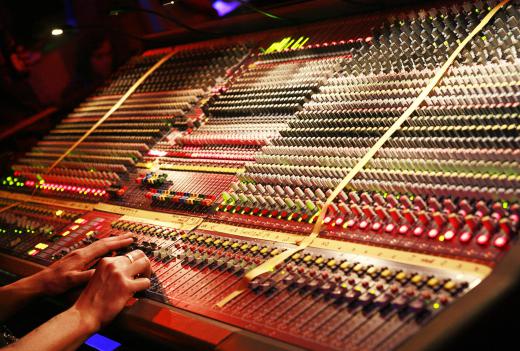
[217,0,510,307]
[45,51,176,174]
[0,51,176,215]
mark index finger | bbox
[79,233,135,262]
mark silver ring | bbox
[125,252,135,264]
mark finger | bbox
[125,256,152,278]
[119,249,149,272]
[129,277,151,292]
[104,233,134,241]
[80,235,135,262]
[68,269,95,286]
[120,249,146,263]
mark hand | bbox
[34,233,135,295]
[72,249,151,330]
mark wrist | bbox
[10,271,48,297]
[67,305,101,335]
[27,269,52,295]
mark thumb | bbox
[69,269,95,286]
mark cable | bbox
[110,6,220,36]
[236,0,293,22]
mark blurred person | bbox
[60,34,114,110]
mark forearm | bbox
[4,306,99,351]
[0,273,45,321]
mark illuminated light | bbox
[444,230,456,240]
[74,218,86,224]
[84,333,121,351]
[309,214,318,224]
[61,230,71,237]
[148,149,167,157]
[372,222,382,231]
[70,225,80,230]
[438,235,445,242]
[335,217,344,226]
[323,216,332,224]
[346,219,356,227]
[55,210,64,216]
[385,223,395,233]
[264,36,310,53]
[35,243,49,250]
[28,249,39,256]
[476,234,489,246]
[51,28,64,36]
[427,228,439,238]
[459,231,472,243]
[433,302,440,310]
[493,235,508,248]
[359,220,368,229]
[398,225,408,235]
[413,226,424,236]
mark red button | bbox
[427,228,439,238]
[444,230,456,241]
[476,233,490,246]
[413,226,424,236]
[459,231,472,243]
[493,235,508,248]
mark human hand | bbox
[34,233,135,295]
[72,249,151,329]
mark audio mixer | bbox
[1,1,519,350]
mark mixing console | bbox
[1,1,519,350]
